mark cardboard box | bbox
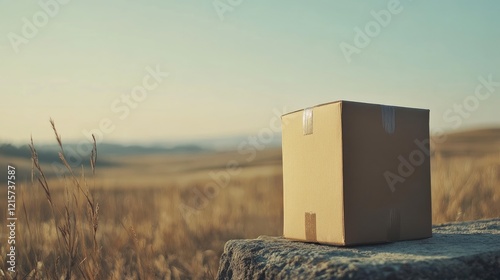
[281,100,431,246]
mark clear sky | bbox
[1,0,499,145]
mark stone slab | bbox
[217,219,500,279]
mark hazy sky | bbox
[1,0,499,145]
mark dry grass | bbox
[0,126,499,279]
[0,165,282,279]
[431,128,500,223]
[432,153,500,223]
[0,123,282,279]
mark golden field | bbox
[0,128,499,279]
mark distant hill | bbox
[0,142,207,163]
[0,143,116,167]
[0,142,208,183]
[37,143,207,157]
[0,143,61,163]
[432,127,500,157]
[103,143,207,155]
[0,132,283,161]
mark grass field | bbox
[0,128,499,279]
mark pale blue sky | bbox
[1,1,499,144]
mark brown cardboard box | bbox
[281,100,431,246]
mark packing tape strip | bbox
[305,212,317,242]
[303,107,313,135]
[381,106,396,134]
[387,208,401,242]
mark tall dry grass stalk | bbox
[17,120,102,279]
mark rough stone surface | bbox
[217,219,500,280]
